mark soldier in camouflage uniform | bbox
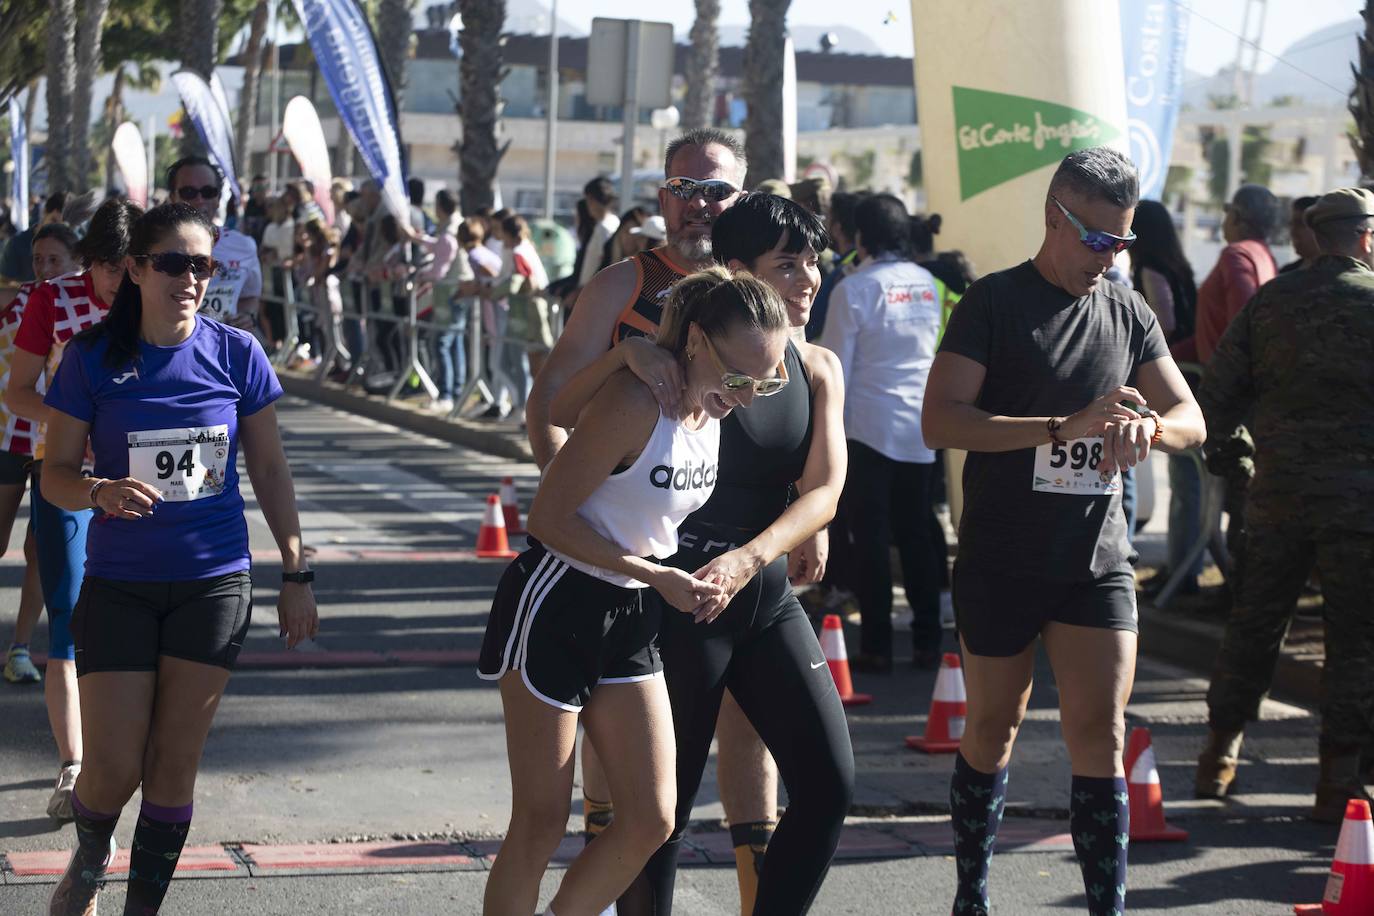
[1195,188,1374,823]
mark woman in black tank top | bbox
[551,195,854,915]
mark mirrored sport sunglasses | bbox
[176,184,222,201]
[702,335,788,396]
[1052,197,1136,255]
[661,176,739,203]
[135,252,217,280]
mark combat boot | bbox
[1195,728,1244,798]
[1312,745,1374,825]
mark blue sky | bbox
[554,0,1359,77]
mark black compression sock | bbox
[950,753,1007,915]
[124,800,193,915]
[70,791,119,895]
[1069,775,1129,916]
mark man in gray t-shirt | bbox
[921,147,1205,916]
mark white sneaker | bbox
[939,590,956,629]
[47,762,80,822]
[48,836,113,916]
[431,397,455,414]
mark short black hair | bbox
[909,213,943,256]
[408,176,425,206]
[165,156,223,194]
[828,191,864,245]
[74,197,144,267]
[33,222,80,254]
[1048,147,1139,210]
[711,193,830,267]
[1292,195,1319,213]
[43,192,70,215]
[583,176,618,207]
[854,194,911,258]
[435,188,458,216]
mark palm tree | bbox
[1351,2,1374,180]
[45,0,77,192]
[741,0,791,187]
[683,0,720,130]
[73,0,112,185]
[376,0,417,98]
[234,0,270,182]
[457,0,509,213]
[180,0,225,79]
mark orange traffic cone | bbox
[500,476,525,535]
[1125,727,1188,842]
[475,493,519,559]
[819,614,871,707]
[1295,799,1374,915]
[905,653,966,753]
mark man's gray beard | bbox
[671,235,713,267]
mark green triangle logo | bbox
[952,86,1122,201]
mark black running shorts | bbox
[72,571,253,675]
[952,562,1138,657]
[0,450,31,486]
[478,543,661,711]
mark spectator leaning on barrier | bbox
[576,177,621,291]
[1280,195,1320,274]
[819,193,945,674]
[1194,188,1374,823]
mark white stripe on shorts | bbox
[514,557,568,670]
[478,552,557,682]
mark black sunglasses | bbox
[135,252,217,280]
[176,184,222,201]
[661,176,739,203]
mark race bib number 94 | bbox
[128,426,230,502]
[1033,437,1120,495]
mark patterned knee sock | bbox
[729,820,775,916]
[70,791,119,894]
[950,753,1007,915]
[1069,776,1129,916]
[123,800,193,915]
[583,794,613,846]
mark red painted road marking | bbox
[6,846,237,876]
[241,841,472,869]
[28,649,481,670]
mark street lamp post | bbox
[542,0,559,219]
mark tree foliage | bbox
[457,0,509,213]
[741,0,792,187]
[683,0,720,131]
[1351,2,1374,181]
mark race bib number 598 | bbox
[128,426,230,502]
[1032,437,1120,495]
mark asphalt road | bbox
[0,397,1343,914]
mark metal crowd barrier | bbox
[260,266,562,422]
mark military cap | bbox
[1305,188,1374,228]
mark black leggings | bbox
[626,543,855,915]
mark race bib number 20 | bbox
[128,426,230,502]
[1032,437,1120,496]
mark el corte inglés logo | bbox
[952,86,1122,201]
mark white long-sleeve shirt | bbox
[819,254,941,463]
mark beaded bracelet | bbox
[1046,416,1067,446]
[89,478,109,509]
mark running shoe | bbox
[47,762,81,822]
[48,836,113,916]
[3,646,42,683]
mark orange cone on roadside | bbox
[500,477,525,535]
[476,494,519,559]
[905,653,966,753]
[1125,727,1188,842]
[1295,799,1374,915]
[820,614,871,707]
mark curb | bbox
[276,370,534,465]
[1136,601,1320,708]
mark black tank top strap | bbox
[686,339,813,532]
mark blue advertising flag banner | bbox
[290,0,410,224]
[9,97,28,232]
[171,70,243,205]
[1121,1,1189,201]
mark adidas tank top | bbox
[550,409,719,588]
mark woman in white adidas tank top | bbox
[478,268,790,916]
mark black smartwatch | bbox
[281,570,315,584]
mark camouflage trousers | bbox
[1206,527,1374,749]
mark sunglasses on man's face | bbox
[176,185,222,201]
[1052,197,1136,255]
[135,252,217,280]
[701,335,788,396]
[661,177,739,204]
